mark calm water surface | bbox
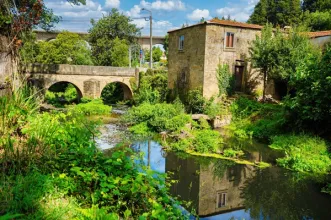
[98,123,331,219]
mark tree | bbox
[28,31,93,65]
[248,0,268,25]
[88,8,141,66]
[248,0,302,27]
[302,0,331,12]
[249,23,277,101]
[0,0,85,50]
[145,46,163,63]
[109,37,129,67]
[303,10,331,31]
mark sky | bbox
[44,0,259,36]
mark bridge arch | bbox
[46,81,83,103]
[100,81,133,104]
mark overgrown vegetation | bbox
[216,64,235,96]
[45,84,79,107]
[270,135,331,174]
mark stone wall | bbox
[203,25,262,98]
[168,24,265,100]
[198,164,256,216]
[168,24,207,100]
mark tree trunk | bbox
[262,71,267,102]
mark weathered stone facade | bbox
[168,20,263,99]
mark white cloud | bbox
[140,0,185,11]
[187,9,211,21]
[131,19,175,35]
[216,0,259,22]
[105,0,120,9]
[126,5,142,18]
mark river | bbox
[96,120,331,219]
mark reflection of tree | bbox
[242,167,331,219]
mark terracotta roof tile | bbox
[207,18,263,30]
[307,31,331,38]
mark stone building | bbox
[168,19,331,100]
[168,18,263,99]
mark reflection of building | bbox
[165,152,256,217]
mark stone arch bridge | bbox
[23,64,140,100]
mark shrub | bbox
[165,114,192,133]
[124,103,185,133]
[270,134,331,173]
[193,130,222,153]
[229,97,285,140]
[70,99,111,116]
[186,89,206,114]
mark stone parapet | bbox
[22,63,137,77]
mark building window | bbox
[226,32,234,48]
[217,192,227,208]
[179,35,184,50]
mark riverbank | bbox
[0,90,186,219]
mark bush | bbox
[193,130,222,153]
[70,99,111,116]
[123,102,185,133]
[186,89,206,114]
[229,97,285,140]
[133,71,168,104]
[270,134,331,173]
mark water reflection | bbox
[131,140,331,219]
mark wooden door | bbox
[235,66,244,91]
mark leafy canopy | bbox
[88,8,141,66]
[20,31,93,65]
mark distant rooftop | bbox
[207,18,263,30]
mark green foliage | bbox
[302,0,331,12]
[109,37,129,67]
[186,89,206,114]
[123,103,185,133]
[144,46,163,62]
[70,99,111,116]
[216,64,235,96]
[32,31,93,65]
[88,8,140,66]
[270,135,331,173]
[284,46,331,129]
[133,70,168,104]
[101,83,124,105]
[193,130,222,153]
[249,23,276,100]
[19,32,40,64]
[0,86,185,219]
[45,84,79,107]
[303,10,331,31]
[229,97,286,140]
[248,0,302,27]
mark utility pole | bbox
[142,8,153,69]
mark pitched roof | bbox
[168,19,263,33]
[307,30,331,38]
[207,18,263,30]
